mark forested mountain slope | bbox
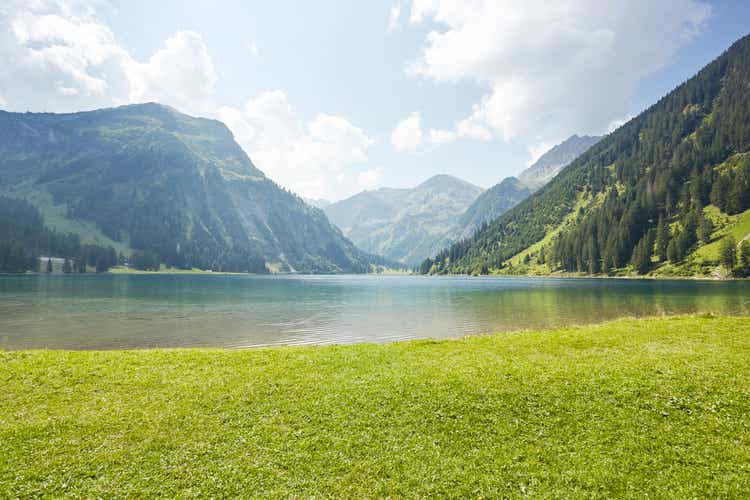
[0,103,375,273]
[423,34,750,277]
[325,175,482,265]
[451,135,600,242]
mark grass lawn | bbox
[2,316,750,497]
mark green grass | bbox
[2,316,750,497]
[695,206,750,262]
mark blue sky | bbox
[1,1,749,201]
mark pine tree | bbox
[45,258,53,273]
[62,258,72,274]
[631,235,652,275]
[667,234,682,264]
[697,215,714,244]
[738,240,750,277]
[655,215,669,262]
[719,234,737,273]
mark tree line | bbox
[0,197,118,274]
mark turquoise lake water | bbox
[1,274,749,349]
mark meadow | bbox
[2,316,749,497]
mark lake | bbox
[1,274,749,349]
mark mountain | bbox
[324,175,483,265]
[446,135,600,242]
[423,33,750,277]
[449,177,531,241]
[518,135,602,191]
[0,103,376,273]
[303,197,331,209]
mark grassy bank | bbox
[2,316,750,497]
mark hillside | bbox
[423,34,750,277]
[324,175,482,265]
[435,134,601,248]
[0,103,374,273]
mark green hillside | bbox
[0,103,376,274]
[423,34,750,278]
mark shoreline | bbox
[1,313,745,352]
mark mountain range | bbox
[0,103,381,273]
[325,134,600,265]
[324,175,482,265]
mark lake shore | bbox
[2,315,749,497]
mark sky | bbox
[1,1,749,202]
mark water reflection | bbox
[0,274,749,349]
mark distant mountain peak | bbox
[418,174,479,189]
[518,134,601,191]
[324,174,483,265]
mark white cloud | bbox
[407,0,712,144]
[129,31,217,115]
[218,91,374,200]
[0,1,216,116]
[391,111,423,152]
[387,3,401,32]
[358,167,383,189]
[247,41,258,55]
[0,0,134,111]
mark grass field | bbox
[2,316,750,497]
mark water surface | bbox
[1,274,749,349]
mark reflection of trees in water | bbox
[451,280,750,333]
[1,276,750,349]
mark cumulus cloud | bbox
[407,0,712,146]
[128,31,217,115]
[391,112,423,152]
[218,91,374,200]
[0,0,133,111]
[0,0,216,115]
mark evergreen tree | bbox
[45,258,53,273]
[655,215,669,262]
[631,235,652,275]
[738,240,750,277]
[667,234,681,263]
[697,215,714,244]
[62,258,72,274]
[719,234,737,273]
